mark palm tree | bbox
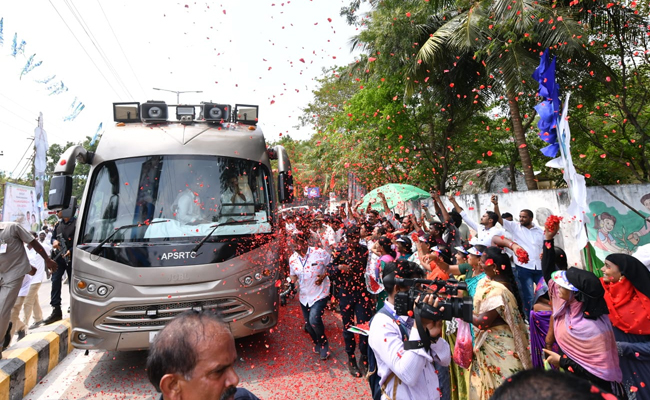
[416,0,586,190]
[341,0,491,191]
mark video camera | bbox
[394,277,473,323]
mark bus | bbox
[48,101,294,351]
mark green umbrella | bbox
[359,183,430,212]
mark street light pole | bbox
[152,88,203,104]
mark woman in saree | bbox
[542,223,625,398]
[372,236,395,311]
[602,254,650,400]
[469,246,532,400]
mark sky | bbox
[0,0,364,177]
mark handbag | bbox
[453,318,473,369]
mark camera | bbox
[393,277,473,323]
[279,278,296,306]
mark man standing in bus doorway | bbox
[1,221,57,355]
[43,210,76,325]
[327,226,373,377]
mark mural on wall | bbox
[586,195,650,261]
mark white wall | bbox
[437,183,650,269]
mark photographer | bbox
[368,260,451,400]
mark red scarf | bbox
[602,277,650,335]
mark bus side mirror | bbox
[278,172,294,204]
[48,175,73,210]
[60,196,78,219]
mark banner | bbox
[2,182,41,232]
[34,113,49,226]
[546,93,588,248]
[304,187,321,198]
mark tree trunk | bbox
[509,158,518,192]
[507,88,538,190]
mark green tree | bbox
[412,0,587,190]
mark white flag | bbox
[546,93,588,248]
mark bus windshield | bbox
[80,155,272,244]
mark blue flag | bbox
[532,49,561,158]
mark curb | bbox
[0,319,72,400]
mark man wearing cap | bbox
[448,193,504,247]
[492,195,544,319]
[395,236,413,261]
[327,226,372,377]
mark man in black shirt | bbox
[327,226,373,377]
[43,210,76,324]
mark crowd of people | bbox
[1,209,77,355]
[274,190,650,400]
[2,187,649,400]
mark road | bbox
[24,298,371,400]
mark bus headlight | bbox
[239,267,274,288]
[74,278,114,299]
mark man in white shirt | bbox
[368,260,451,400]
[492,195,545,319]
[25,233,47,329]
[220,174,254,218]
[289,233,332,361]
[172,188,204,224]
[308,217,336,255]
[448,193,504,247]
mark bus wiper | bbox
[90,220,170,255]
[191,219,257,255]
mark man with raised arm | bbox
[491,195,544,320]
[447,193,504,247]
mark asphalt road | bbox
[23,297,371,400]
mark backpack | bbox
[366,306,409,400]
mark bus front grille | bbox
[95,297,254,332]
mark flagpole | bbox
[584,224,594,272]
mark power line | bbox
[0,92,85,136]
[16,151,35,180]
[0,119,38,137]
[10,139,34,177]
[0,107,70,142]
[0,103,35,125]
[96,0,147,99]
[47,0,125,99]
[64,0,135,100]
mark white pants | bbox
[22,283,43,327]
[10,296,26,336]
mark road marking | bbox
[24,349,92,400]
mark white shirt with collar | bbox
[460,210,505,247]
[289,247,331,307]
[368,300,451,400]
[26,245,46,284]
[502,219,545,270]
